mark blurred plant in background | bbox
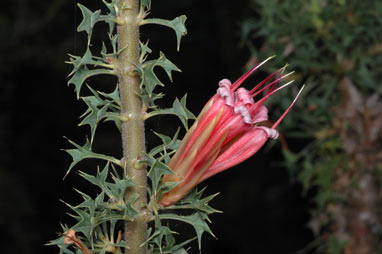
[241,0,382,253]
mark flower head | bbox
[159,57,303,206]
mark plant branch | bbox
[116,0,147,254]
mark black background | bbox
[0,0,313,253]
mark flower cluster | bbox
[160,58,303,206]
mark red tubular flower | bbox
[159,58,304,207]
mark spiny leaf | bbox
[161,237,195,254]
[67,49,95,76]
[79,96,109,144]
[83,85,106,107]
[82,85,121,132]
[101,0,118,33]
[159,212,215,250]
[149,128,181,158]
[147,225,175,252]
[63,138,121,178]
[47,225,76,254]
[67,52,113,77]
[139,40,152,64]
[108,32,119,55]
[103,112,122,132]
[98,85,121,106]
[78,164,138,220]
[142,16,187,51]
[146,153,175,196]
[79,163,135,201]
[145,95,195,130]
[136,52,181,99]
[68,66,115,98]
[79,166,110,196]
[63,200,93,238]
[139,92,165,107]
[174,188,221,214]
[147,216,195,254]
[77,4,101,43]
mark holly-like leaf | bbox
[149,128,181,158]
[98,85,121,107]
[68,66,115,98]
[77,4,101,43]
[161,237,195,254]
[139,92,165,108]
[174,188,221,215]
[79,163,138,220]
[79,96,109,144]
[47,224,76,254]
[103,112,122,132]
[142,16,187,51]
[136,52,181,99]
[64,138,121,178]
[79,165,110,195]
[82,85,121,133]
[145,95,195,130]
[159,212,215,250]
[101,0,118,33]
[140,40,152,62]
[67,49,95,76]
[63,200,94,238]
[67,52,113,76]
[147,225,175,252]
[79,164,135,199]
[146,153,175,196]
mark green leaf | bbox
[103,112,122,132]
[149,128,181,158]
[146,153,175,196]
[77,4,101,43]
[64,138,121,178]
[159,212,215,250]
[142,16,187,51]
[147,225,175,252]
[79,96,109,144]
[67,50,113,76]
[80,163,135,204]
[77,85,121,138]
[136,52,181,100]
[101,0,118,33]
[139,40,152,63]
[82,85,121,132]
[79,165,110,196]
[67,49,95,76]
[63,200,94,238]
[98,85,121,106]
[68,66,115,98]
[47,225,76,254]
[174,188,221,214]
[139,92,165,107]
[79,163,138,220]
[145,95,195,130]
[163,237,195,254]
[141,0,151,10]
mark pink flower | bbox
[159,58,303,207]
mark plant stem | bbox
[116,1,147,254]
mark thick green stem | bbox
[116,1,147,254]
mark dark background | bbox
[0,0,313,253]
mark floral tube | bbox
[159,58,303,206]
